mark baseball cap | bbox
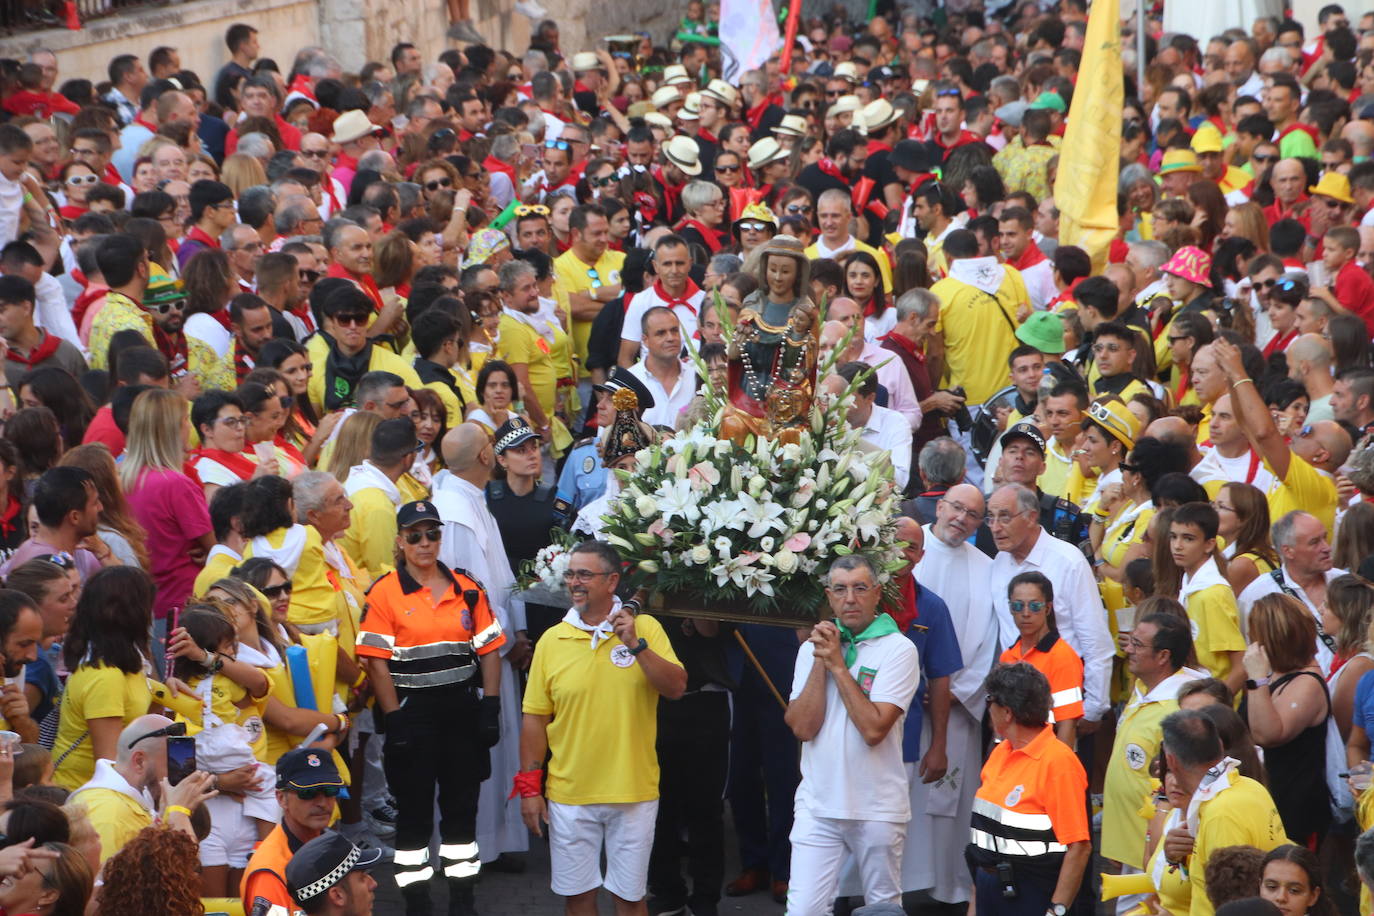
[396,500,441,528]
[1000,420,1046,456]
[276,746,345,792]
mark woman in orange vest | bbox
[998,571,1085,747]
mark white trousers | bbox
[785,804,906,916]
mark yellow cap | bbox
[1083,396,1142,450]
[1190,123,1224,155]
[1158,149,1201,175]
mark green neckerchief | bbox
[837,612,899,668]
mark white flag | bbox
[719,0,781,84]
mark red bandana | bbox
[193,448,257,480]
[5,331,60,369]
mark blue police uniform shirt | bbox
[555,441,608,522]
[900,584,964,763]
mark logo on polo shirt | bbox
[1125,743,1147,770]
[1005,784,1023,808]
[857,666,876,697]
[610,644,635,668]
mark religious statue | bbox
[719,236,819,446]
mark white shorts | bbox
[547,799,658,900]
[199,794,261,868]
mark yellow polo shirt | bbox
[523,614,681,805]
[1265,451,1338,538]
[1101,673,1188,867]
[1184,583,1245,685]
[193,546,242,597]
[305,334,421,416]
[1188,776,1289,916]
[53,665,153,790]
[553,248,624,372]
[340,487,398,582]
[931,269,1026,404]
[70,783,152,865]
[804,237,894,290]
[497,314,558,421]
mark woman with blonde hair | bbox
[120,389,215,635]
[1324,574,1374,739]
[1222,201,1270,252]
[1243,593,1331,847]
[57,443,150,570]
[325,410,382,482]
[220,152,268,197]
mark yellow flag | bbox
[1053,0,1122,274]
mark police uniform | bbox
[286,831,383,914]
[489,420,565,642]
[358,501,506,916]
[1037,490,1089,550]
[554,367,655,529]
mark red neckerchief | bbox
[1007,244,1047,271]
[395,281,411,300]
[289,301,316,333]
[1278,122,1321,145]
[816,157,849,184]
[58,204,87,221]
[185,225,220,250]
[234,341,256,383]
[5,330,60,369]
[653,166,684,214]
[133,114,157,133]
[1173,367,1191,404]
[103,164,122,185]
[676,217,724,253]
[334,151,359,173]
[273,433,307,468]
[326,261,384,312]
[151,324,190,378]
[1263,327,1298,358]
[321,176,342,213]
[1047,277,1084,312]
[71,284,107,330]
[698,129,719,145]
[866,139,893,155]
[858,295,884,317]
[288,73,317,101]
[0,497,18,540]
[932,129,979,159]
[1244,449,1262,484]
[484,154,515,185]
[882,329,926,364]
[893,574,920,631]
[193,448,257,480]
[745,99,772,130]
[654,278,701,313]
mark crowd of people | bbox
[4,0,1374,915]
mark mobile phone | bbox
[166,735,197,786]
[521,143,538,161]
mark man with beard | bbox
[796,130,881,244]
[0,589,42,742]
[69,714,216,866]
[143,264,233,393]
[228,293,276,382]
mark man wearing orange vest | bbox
[241,746,348,916]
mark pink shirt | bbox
[125,467,211,620]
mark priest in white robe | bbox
[430,423,530,864]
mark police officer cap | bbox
[999,420,1046,456]
[397,500,442,528]
[286,831,382,904]
[594,366,655,412]
[275,746,345,791]
[493,416,542,454]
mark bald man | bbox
[431,422,532,867]
[1265,158,1309,223]
[1145,416,1203,469]
[1214,337,1349,537]
[1287,334,1337,423]
[68,714,214,864]
[1189,344,1231,445]
[1224,39,1264,97]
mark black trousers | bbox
[384,684,487,896]
[648,690,731,909]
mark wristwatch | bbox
[1047,905,1067,916]
[1245,676,1271,691]
[627,637,649,656]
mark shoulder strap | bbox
[1270,570,1336,650]
[979,289,1019,337]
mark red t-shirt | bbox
[81,405,125,457]
[1334,259,1374,337]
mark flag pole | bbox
[1137,0,1146,97]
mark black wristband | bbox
[627,637,649,656]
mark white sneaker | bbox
[514,0,548,19]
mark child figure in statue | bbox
[719,236,819,445]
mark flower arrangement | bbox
[596,381,907,621]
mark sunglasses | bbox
[737,220,770,232]
[333,312,370,327]
[1008,600,1047,614]
[128,721,188,749]
[261,581,294,599]
[299,269,321,283]
[785,203,812,215]
[65,173,99,186]
[294,786,342,800]
[590,174,618,188]
[587,267,603,289]
[425,177,453,191]
[1252,154,1277,164]
[300,149,329,159]
[716,163,741,173]
[403,527,442,544]
[544,139,571,151]
[145,298,187,315]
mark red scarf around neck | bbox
[1007,243,1047,271]
[655,278,701,311]
[6,330,60,369]
[194,448,257,480]
[676,218,724,254]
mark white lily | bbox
[656,477,701,526]
[739,491,786,538]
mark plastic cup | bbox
[0,731,21,752]
[252,441,276,464]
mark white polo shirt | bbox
[621,280,705,355]
[858,403,913,491]
[627,359,697,429]
[791,629,919,823]
[989,528,1115,722]
[1237,564,1345,671]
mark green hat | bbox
[1029,91,1066,113]
[1015,310,1065,355]
[142,263,184,307]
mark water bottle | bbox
[1037,366,1055,404]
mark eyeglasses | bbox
[298,269,321,283]
[65,173,98,186]
[940,498,980,520]
[332,312,370,328]
[1127,636,1158,650]
[985,509,1031,526]
[70,146,101,157]
[1251,154,1278,165]
[294,786,342,800]
[1008,599,1046,614]
[127,721,187,749]
[1213,500,1236,513]
[515,204,550,218]
[561,569,612,583]
[403,527,442,545]
[736,221,769,232]
[716,163,741,173]
[1257,277,1280,289]
[261,581,294,598]
[217,415,247,429]
[825,89,843,98]
[425,177,453,191]
[826,584,874,596]
[1092,341,1125,354]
